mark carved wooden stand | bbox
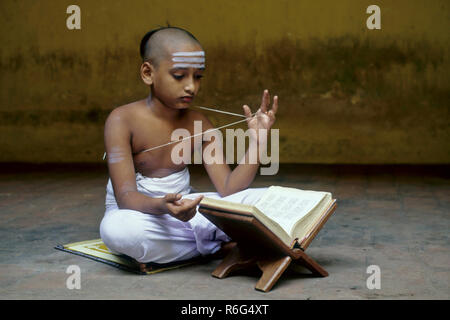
[199,201,336,292]
[211,243,327,292]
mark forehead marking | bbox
[172,63,205,69]
[171,51,205,69]
[172,57,205,63]
[172,51,205,57]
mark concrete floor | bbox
[0,163,448,300]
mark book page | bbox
[297,198,335,246]
[199,197,254,216]
[254,186,328,236]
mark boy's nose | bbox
[184,80,195,95]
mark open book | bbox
[199,186,336,249]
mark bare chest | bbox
[130,118,195,177]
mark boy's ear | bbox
[140,61,155,86]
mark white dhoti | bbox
[100,167,267,264]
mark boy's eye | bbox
[195,74,203,80]
[173,74,184,80]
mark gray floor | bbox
[0,164,448,300]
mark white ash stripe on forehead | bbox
[172,57,205,63]
[172,51,205,57]
[173,63,205,69]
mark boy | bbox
[100,27,278,272]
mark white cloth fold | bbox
[105,167,191,210]
[101,167,267,264]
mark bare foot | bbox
[139,263,154,273]
[210,241,237,260]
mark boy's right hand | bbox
[161,194,204,222]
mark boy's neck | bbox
[146,95,183,120]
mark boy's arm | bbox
[201,90,278,197]
[201,116,260,197]
[104,109,202,221]
[104,108,162,213]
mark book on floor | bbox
[199,186,336,249]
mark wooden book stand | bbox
[199,200,337,292]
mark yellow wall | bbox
[0,0,449,163]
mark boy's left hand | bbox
[162,194,204,222]
[243,90,278,136]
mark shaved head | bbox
[140,27,202,68]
